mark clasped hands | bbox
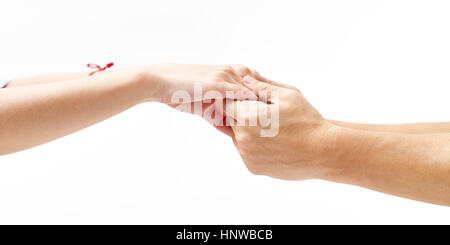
[0,61,450,205]
[140,64,338,181]
[3,63,448,205]
[125,63,450,206]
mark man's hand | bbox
[224,75,450,206]
[223,75,338,180]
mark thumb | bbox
[251,69,300,92]
[218,99,271,131]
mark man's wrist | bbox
[318,124,384,184]
[313,123,355,182]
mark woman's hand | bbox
[141,63,256,104]
[138,64,257,136]
[0,63,255,154]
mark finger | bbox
[173,82,255,103]
[242,75,282,104]
[214,125,233,137]
[220,99,271,129]
[209,106,233,137]
[224,65,259,96]
[243,75,276,92]
[251,69,300,92]
[169,101,234,137]
[225,71,259,100]
[212,65,258,100]
[220,69,244,85]
[230,64,253,78]
[220,83,258,101]
[217,99,238,126]
[217,66,250,89]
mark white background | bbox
[1,0,450,224]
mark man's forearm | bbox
[0,67,150,155]
[229,74,450,205]
[323,125,450,206]
[329,119,450,134]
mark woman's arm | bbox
[0,64,253,155]
[329,120,450,134]
[0,67,149,155]
[6,72,90,87]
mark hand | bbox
[140,64,257,136]
[142,63,256,103]
[223,75,337,180]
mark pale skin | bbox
[0,64,254,155]
[1,64,450,206]
[224,74,450,206]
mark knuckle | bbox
[246,163,262,175]
[235,65,251,75]
[214,70,230,80]
[220,65,235,75]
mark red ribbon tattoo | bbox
[87,62,114,76]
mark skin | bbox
[9,67,450,135]
[250,69,450,135]
[329,120,450,134]
[224,75,450,206]
[5,72,90,87]
[2,64,450,205]
[0,64,254,155]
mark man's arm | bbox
[249,69,450,135]
[329,120,450,134]
[227,75,450,206]
[324,125,450,206]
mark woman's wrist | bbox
[129,65,166,103]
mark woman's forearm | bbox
[0,63,254,155]
[0,67,150,155]
[325,125,450,206]
[329,119,450,134]
[6,72,90,87]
